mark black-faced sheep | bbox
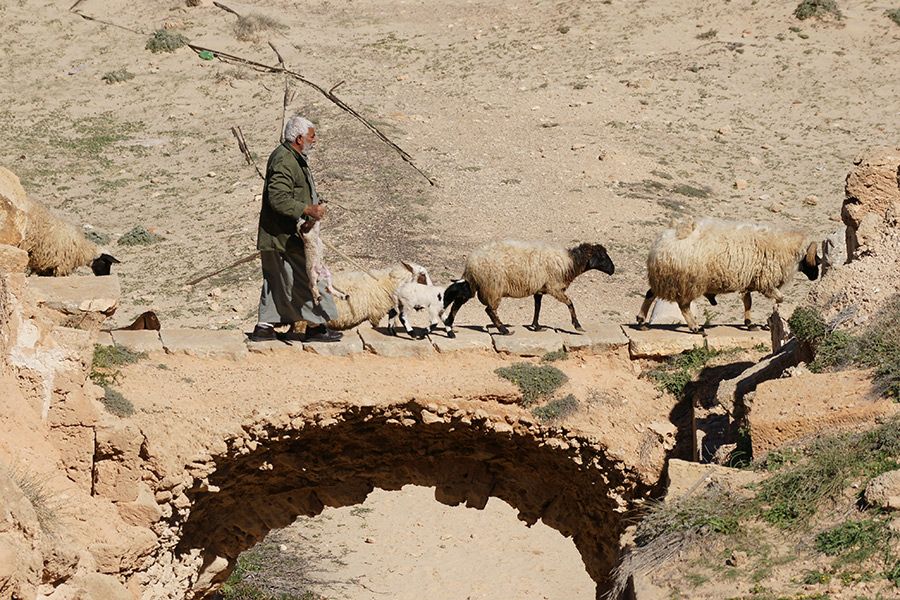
[636,217,820,334]
[387,281,455,339]
[20,197,119,276]
[444,241,615,335]
[324,261,432,331]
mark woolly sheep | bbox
[636,217,820,334]
[387,281,455,339]
[324,261,432,331]
[20,197,118,276]
[444,240,615,335]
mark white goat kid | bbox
[388,282,455,339]
[298,218,348,305]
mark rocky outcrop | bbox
[842,147,900,260]
[0,167,29,248]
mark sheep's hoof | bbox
[413,333,426,340]
[747,323,760,331]
[498,328,512,336]
[637,323,648,331]
[447,331,456,339]
[529,325,544,332]
[387,329,397,336]
[575,325,585,332]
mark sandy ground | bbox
[3,0,900,597]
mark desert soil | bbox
[3,0,900,597]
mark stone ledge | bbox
[26,275,120,316]
[432,326,493,353]
[358,325,433,357]
[492,327,564,357]
[159,329,248,361]
[562,324,629,354]
[110,330,164,354]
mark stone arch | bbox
[172,400,656,599]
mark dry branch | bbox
[187,42,436,186]
[231,126,264,180]
[213,2,241,17]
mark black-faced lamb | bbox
[444,240,615,335]
[636,217,820,334]
[324,261,432,331]
[387,281,456,339]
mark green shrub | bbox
[118,226,163,246]
[532,394,578,422]
[145,30,189,53]
[816,518,893,562]
[100,386,135,417]
[787,305,826,345]
[495,362,568,406]
[795,0,842,20]
[697,29,717,40]
[888,8,900,26]
[634,485,747,546]
[91,344,147,386]
[540,349,568,363]
[101,68,135,84]
[642,345,720,398]
[234,13,284,42]
[84,230,111,245]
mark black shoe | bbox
[277,330,306,342]
[249,325,278,342]
[304,325,343,343]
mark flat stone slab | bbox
[431,326,493,353]
[95,331,114,347]
[110,330,164,354]
[623,324,769,358]
[561,324,629,354]
[750,370,900,458]
[491,328,564,357]
[358,325,433,357]
[303,332,365,356]
[27,275,120,315]
[159,329,248,361]
[705,325,770,353]
[623,324,706,359]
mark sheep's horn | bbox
[805,241,819,266]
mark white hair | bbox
[284,116,314,143]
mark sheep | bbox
[19,197,119,276]
[323,261,432,331]
[443,240,615,335]
[387,281,456,339]
[635,217,820,334]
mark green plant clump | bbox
[794,0,843,20]
[495,362,568,406]
[100,386,135,417]
[146,30,189,53]
[118,226,163,246]
[888,8,900,26]
[697,29,718,40]
[634,485,747,547]
[642,345,720,398]
[815,517,893,562]
[541,349,568,363]
[101,68,135,84]
[787,305,826,345]
[532,394,578,422]
[91,344,147,386]
[84,230,111,245]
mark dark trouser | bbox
[257,251,339,325]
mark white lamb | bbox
[387,281,455,339]
[324,262,432,331]
[298,218,348,305]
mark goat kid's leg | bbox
[636,289,655,329]
[431,307,455,338]
[530,294,544,331]
[399,310,421,339]
[387,308,398,336]
[679,301,705,335]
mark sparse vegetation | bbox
[118,226,163,246]
[3,462,61,536]
[145,30,189,53]
[91,344,147,386]
[221,548,324,600]
[788,300,900,399]
[888,9,900,26]
[697,29,717,40]
[794,0,843,20]
[234,13,285,42]
[642,345,721,398]
[541,349,568,363]
[102,68,135,84]
[495,362,568,406]
[100,386,135,417]
[532,394,578,422]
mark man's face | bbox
[297,127,317,153]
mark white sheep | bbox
[21,197,119,276]
[636,217,820,334]
[387,281,455,339]
[324,261,432,331]
[443,241,615,335]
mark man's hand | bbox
[304,204,326,221]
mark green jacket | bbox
[257,141,315,253]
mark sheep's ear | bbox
[805,242,819,266]
[402,261,414,273]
